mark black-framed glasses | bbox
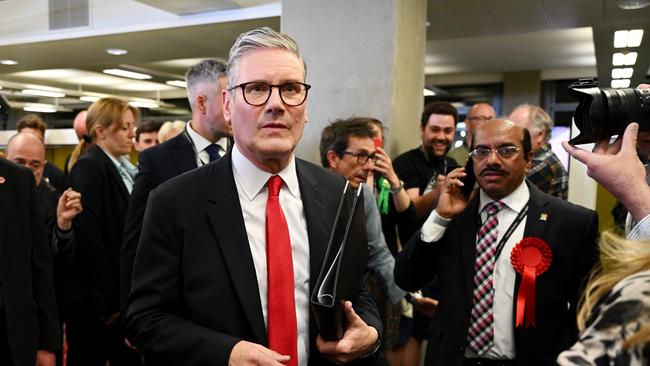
[470,146,521,160]
[228,81,311,106]
[340,150,378,165]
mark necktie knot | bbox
[267,175,283,197]
[484,201,505,216]
[204,144,221,162]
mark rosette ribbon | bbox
[510,237,552,328]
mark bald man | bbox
[509,104,568,199]
[448,103,496,164]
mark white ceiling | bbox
[0,0,648,118]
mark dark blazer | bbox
[394,183,599,366]
[126,153,381,365]
[69,145,130,319]
[120,132,196,311]
[0,159,60,365]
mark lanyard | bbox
[480,203,529,261]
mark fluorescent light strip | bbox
[80,96,100,102]
[613,29,644,48]
[423,88,435,96]
[130,101,159,109]
[103,68,152,80]
[628,29,644,47]
[166,80,187,88]
[0,59,18,65]
[612,68,634,79]
[24,106,57,113]
[611,79,631,88]
[22,89,66,98]
[106,48,128,55]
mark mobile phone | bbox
[373,136,383,149]
[460,158,476,199]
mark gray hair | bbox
[185,59,228,111]
[516,104,554,142]
[227,27,306,90]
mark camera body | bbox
[568,78,650,145]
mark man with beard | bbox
[393,101,459,243]
[395,119,598,366]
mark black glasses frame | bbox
[228,81,312,106]
[340,150,378,165]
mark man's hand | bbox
[316,301,380,365]
[436,167,471,219]
[228,341,290,366]
[56,188,83,231]
[562,122,650,222]
[35,350,56,366]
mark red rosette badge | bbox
[510,237,552,328]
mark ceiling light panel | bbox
[166,80,187,88]
[0,59,19,65]
[611,79,631,88]
[22,89,66,98]
[103,69,152,80]
[106,48,128,55]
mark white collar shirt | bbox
[231,144,310,365]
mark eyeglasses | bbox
[467,115,494,122]
[229,81,311,106]
[341,150,378,165]
[470,146,521,160]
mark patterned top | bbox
[556,270,650,366]
[527,144,568,200]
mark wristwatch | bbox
[389,180,404,194]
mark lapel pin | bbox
[539,213,548,221]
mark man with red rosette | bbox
[394,119,599,366]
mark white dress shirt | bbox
[420,181,530,360]
[185,121,229,166]
[231,145,310,365]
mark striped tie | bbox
[467,201,505,355]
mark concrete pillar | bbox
[282,0,427,163]
[502,70,541,115]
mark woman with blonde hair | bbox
[157,120,186,143]
[67,97,141,366]
[557,230,650,365]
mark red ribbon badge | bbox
[510,237,552,328]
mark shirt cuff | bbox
[626,213,650,241]
[420,210,450,243]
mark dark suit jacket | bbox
[394,183,599,366]
[126,153,381,365]
[69,145,130,319]
[121,132,196,311]
[0,159,60,365]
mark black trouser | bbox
[66,307,140,366]
[0,310,15,366]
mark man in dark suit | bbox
[120,59,231,311]
[0,158,60,366]
[126,27,381,365]
[395,119,599,366]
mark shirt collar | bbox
[479,179,530,214]
[231,144,300,201]
[186,121,228,153]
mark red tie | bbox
[266,175,298,365]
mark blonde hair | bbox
[68,98,138,171]
[158,120,186,143]
[577,230,650,349]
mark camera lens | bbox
[568,79,650,145]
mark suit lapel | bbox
[0,162,9,260]
[295,161,328,292]
[204,153,267,344]
[459,196,480,302]
[170,133,198,172]
[522,183,551,240]
[90,146,129,202]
